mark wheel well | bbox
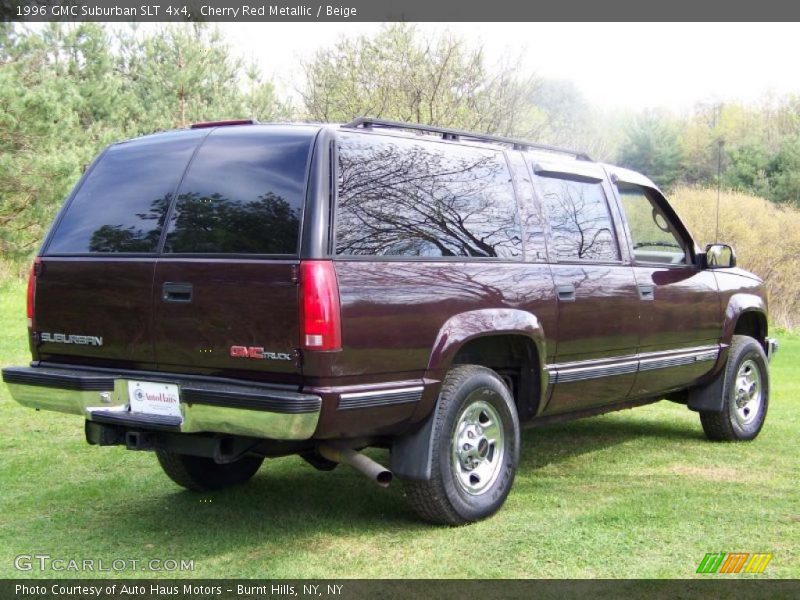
[734,311,767,350]
[451,335,541,422]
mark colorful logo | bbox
[696,552,772,574]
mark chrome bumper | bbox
[2,365,321,440]
[766,337,779,362]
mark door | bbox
[152,125,318,383]
[529,163,640,414]
[35,129,206,369]
[611,179,721,398]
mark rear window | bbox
[164,127,313,255]
[46,130,203,254]
[335,133,521,258]
[46,126,314,256]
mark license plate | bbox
[128,381,182,419]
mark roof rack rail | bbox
[190,119,259,129]
[342,117,592,161]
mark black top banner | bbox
[3,0,800,22]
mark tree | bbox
[618,111,683,189]
[0,22,291,267]
[299,24,546,139]
[767,136,800,207]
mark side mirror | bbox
[704,243,736,269]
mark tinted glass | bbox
[507,152,547,261]
[538,176,619,261]
[46,131,203,254]
[164,126,314,255]
[336,133,521,258]
[618,183,687,264]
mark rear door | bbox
[152,125,318,384]
[529,160,640,414]
[36,130,206,369]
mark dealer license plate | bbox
[128,381,182,419]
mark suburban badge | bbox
[39,332,103,347]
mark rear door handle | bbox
[162,282,193,303]
[556,284,576,302]
[638,284,655,300]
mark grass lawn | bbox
[0,279,798,579]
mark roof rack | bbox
[342,117,592,161]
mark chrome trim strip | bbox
[338,386,424,411]
[638,349,717,372]
[547,345,719,384]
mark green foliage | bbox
[618,111,683,189]
[723,141,770,196]
[767,135,800,205]
[300,24,547,139]
[0,23,289,267]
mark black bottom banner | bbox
[4,579,800,600]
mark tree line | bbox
[1,22,800,269]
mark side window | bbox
[164,127,313,255]
[335,134,522,258]
[46,131,203,254]
[537,175,619,262]
[617,183,688,265]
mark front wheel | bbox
[700,335,769,441]
[156,450,264,491]
[405,365,520,525]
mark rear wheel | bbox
[405,365,520,525]
[700,335,769,441]
[156,450,264,491]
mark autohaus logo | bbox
[143,390,178,404]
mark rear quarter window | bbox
[335,133,522,258]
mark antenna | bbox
[716,139,724,243]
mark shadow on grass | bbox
[112,412,705,541]
[8,407,710,569]
[519,412,704,470]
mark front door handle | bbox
[162,282,193,303]
[638,283,655,300]
[557,284,576,302]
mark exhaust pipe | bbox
[317,443,393,488]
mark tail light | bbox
[26,257,41,330]
[299,260,342,351]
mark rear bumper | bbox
[2,365,321,440]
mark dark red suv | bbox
[2,118,777,524]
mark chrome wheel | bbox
[731,359,763,427]
[451,396,505,496]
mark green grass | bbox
[0,279,798,579]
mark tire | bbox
[700,335,769,441]
[405,365,520,525]
[156,450,264,491]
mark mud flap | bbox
[687,367,727,413]
[390,412,436,481]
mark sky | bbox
[216,22,800,113]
